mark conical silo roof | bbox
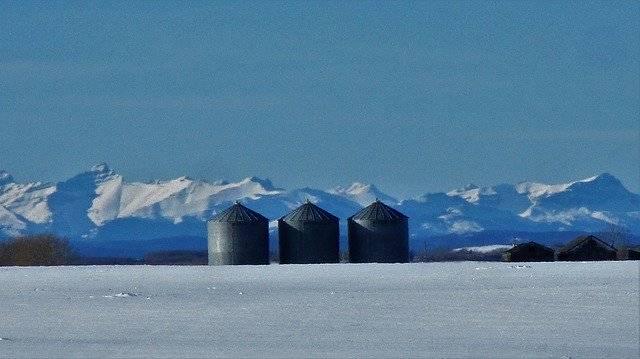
[280,201,338,222]
[349,200,408,220]
[209,202,268,223]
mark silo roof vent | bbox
[349,200,408,220]
[209,202,268,223]
[281,201,338,222]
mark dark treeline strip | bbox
[0,235,76,266]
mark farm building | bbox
[278,200,340,264]
[557,235,617,261]
[626,249,640,260]
[348,200,409,263]
[503,242,555,262]
[207,201,269,265]
[617,248,640,260]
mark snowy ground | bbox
[0,262,638,358]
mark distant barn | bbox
[618,248,640,261]
[503,242,555,262]
[557,235,617,261]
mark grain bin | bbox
[278,200,339,264]
[348,200,409,263]
[207,201,269,265]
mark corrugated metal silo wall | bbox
[207,221,269,265]
[278,219,339,264]
[348,218,409,263]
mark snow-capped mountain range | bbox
[0,164,638,247]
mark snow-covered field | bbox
[0,262,638,358]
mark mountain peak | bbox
[581,172,619,184]
[330,182,383,195]
[212,179,230,186]
[328,182,396,206]
[346,182,376,193]
[176,175,194,182]
[91,162,112,174]
[241,176,278,191]
[568,172,629,194]
[0,170,15,186]
[447,184,497,203]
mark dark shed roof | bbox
[560,235,616,253]
[349,200,408,221]
[280,201,338,222]
[209,202,268,223]
[505,241,554,253]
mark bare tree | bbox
[269,250,280,264]
[600,223,631,250]
[339,249,350,263]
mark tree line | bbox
[0,235,75,266]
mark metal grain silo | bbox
[278,200,339,264]
[207,201,269,265]
[348,200,409,263]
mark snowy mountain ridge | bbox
[0,164,638,243]
[327,182,396,206]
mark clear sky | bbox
[1,1,638,198]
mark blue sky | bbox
[1,1,638,197]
